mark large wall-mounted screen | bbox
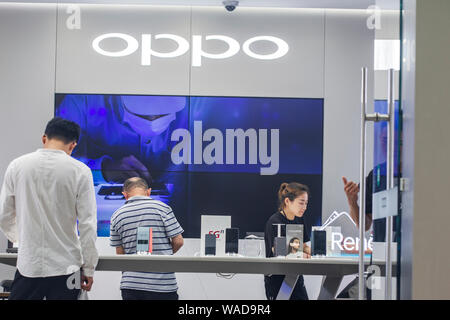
[55,94,324,237]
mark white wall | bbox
[0,2,57,284]
[401,0,450,299]
[0,4,375,299]
[0,3,56,173]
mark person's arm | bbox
[342,177,372,231]
[303,243,311,258]
[76,167,99,291]
[0,162,17,243]
[170,234,184,254]
[162,207,184,254]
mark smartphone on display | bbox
[205,234,216,256]
[225,228,239,254]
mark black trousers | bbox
[264,275,309,300]
[121,289,179,300]
[8,270,80,300]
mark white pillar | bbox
[401,0,450,299]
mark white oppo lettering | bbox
[192,35,240,66]
[142,34,190,65]
[92,33,289,66]
[92,33,139,57]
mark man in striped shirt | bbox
[110,177,184,300]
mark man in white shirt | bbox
[0,117,98,300]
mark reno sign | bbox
[319,211,374,253]
[92,33,289,66]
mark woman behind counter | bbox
[264,182,311,300]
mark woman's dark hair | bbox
[45,117,81,144]
[278,182,309,212]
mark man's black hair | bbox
[45,117,81,144]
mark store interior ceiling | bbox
[0,0,398,10]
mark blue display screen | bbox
[188,97,323,174]
[55,94,324,237]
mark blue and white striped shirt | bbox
[110,196,183,293]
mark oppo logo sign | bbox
[92,33,289,66]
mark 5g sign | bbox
[209,230,224,239]
[92,33,289,66]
